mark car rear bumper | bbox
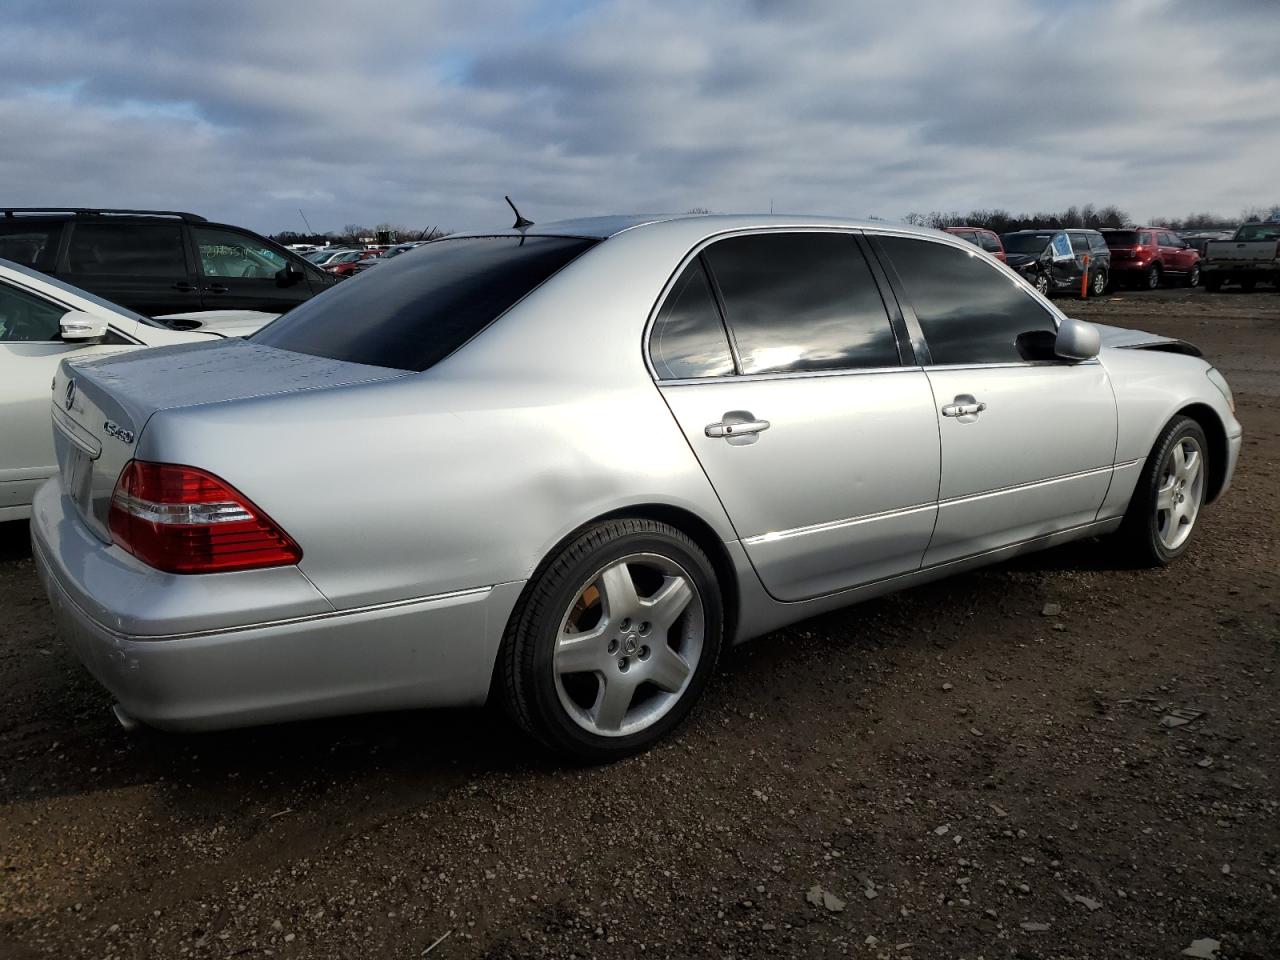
[30,478,524,731]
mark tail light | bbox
[108,461,301,574]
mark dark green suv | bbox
[0,208,337,316]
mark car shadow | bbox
[0,519,32,562]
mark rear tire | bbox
[499,519,723,762]
[1091,268,1107,297]
[1144,264,1162,290]
[1115,416,1209,567]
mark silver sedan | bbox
[31,214,1242,760]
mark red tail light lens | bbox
[108,461,301,574]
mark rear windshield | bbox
[1102,231,1140,245]
[1001,233,1053,254]
[1236,223,1280,242]
[252,235,597,371]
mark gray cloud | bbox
[3,0,1277,234]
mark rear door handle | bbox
[207,283,229,294]
[941,395,987,418]
[171,281,195,292]
[705,411,770,446]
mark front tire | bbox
[1033,271,1050,297]
[1186,264,1201,288]
[1116,416,1209,566]
[499,519,723,761]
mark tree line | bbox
[901,202,1280,234]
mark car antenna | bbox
[505,195,534,229]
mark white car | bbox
[0,257,276,521]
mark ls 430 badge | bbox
[103,421,135,445]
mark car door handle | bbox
[206,283,229,294]
[705,412,770,445]
[171,281,195,292]
[941,397,987,418]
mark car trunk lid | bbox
[51,338,407,542]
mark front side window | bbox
[194,227,289,279]
[878,235,1058,366]
[253,236,597,371]
[0,280,67,342]
[701,232,899,375]
[649,260,733,380]
[66,223,186,277]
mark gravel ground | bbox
[1,289,1277,960]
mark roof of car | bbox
[458,213,949,242]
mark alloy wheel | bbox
[1034,273,1050,296]
[553,553,705,737]
[1092,270,1106,296]
[1188,265,1201,288]
[1147,266,1160,289]
[1154,436,1205,551]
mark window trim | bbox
[864,229,1071,370]
[642,227,916,384]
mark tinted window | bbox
[1236,223,1280,241]
[66,223,186,276]
[702,232,899,374]
[0,280,66,342]
[1139,232,1155,245]
[253,236,596,371]
[649,260,733,380]
[978,233,1003,253]
[1103,231,1140,246]
[1089,234,1109,252]
[878,235,1058,365]
[951,230,979,245]
[0,222,62,269]
[194,227,288,279]
[1069,233,1090,253]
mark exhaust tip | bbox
[112,703,141,732]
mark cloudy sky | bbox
[3,0,1278,235]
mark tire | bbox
[500,518,723,761]
[1144,264,1162,290]
[1186,264,1201,288]
[1203,274,1223,292]
[1091,268,1107,297]
[1033,271,1050,297]
[1116,416,1209,566]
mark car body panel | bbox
[27,214,1242,732]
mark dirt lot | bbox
[1,289,1276,960]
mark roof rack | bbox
[1,207,207,223]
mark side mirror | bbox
[1055,317,1101,361]
[275,264,305,287]
[59,310,109,342]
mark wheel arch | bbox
[1175,402,1229,503]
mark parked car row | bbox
[943,220,1280,296]
[13,212,1242,761]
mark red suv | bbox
[944,226,1006,262]
[1101,228,1201,289]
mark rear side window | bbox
[1069,233,1090,253]
[649,260,733,380]
[1104,231,1139,246]
[252,236,597,371]
[0,222,62,269]
[66,223,186,277]
[1089,234,1109,253]
[978,232,1003,253]
[702,232,899,375]
[878,235,1057,365]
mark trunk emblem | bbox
[64,379,77,411]
[104,421,135,445]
